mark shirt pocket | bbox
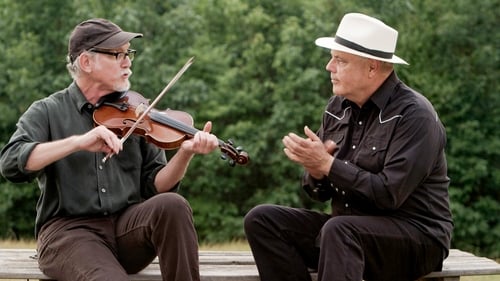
[355,136,389,173]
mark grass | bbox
[0,238,37,249]
[0,240,498,280]
[463,277,500,281]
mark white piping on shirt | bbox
[325,107,351,120]
[325,107,404,124]
[379,111,403,124]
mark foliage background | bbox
[0,0,498,258]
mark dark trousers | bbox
[37,193,199,281]
[244,204,445,281]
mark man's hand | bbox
[76,125,122,155]
[25,125,122,171]
[282,126,337,179]
[180,121,219,155]
[154,121,220,193]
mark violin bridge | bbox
[135,103,148,117]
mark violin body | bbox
[93,91,193,150]
[93,90,249,166]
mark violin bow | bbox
[102,56,195,163]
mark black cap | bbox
[68,18,143,63]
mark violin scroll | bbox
[219,139,249,167]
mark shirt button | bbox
[358,121,363,125]
[98,165,103,170]
[335,188,339,192]
[352,145,356,149]
[372,146,376,150]
[345,203,349,208]
[342,191,345,195]
[101,188,106,193]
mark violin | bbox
[93,90,249,166]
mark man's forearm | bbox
[25,136,79,171]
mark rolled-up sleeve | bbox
[0,101,48,182]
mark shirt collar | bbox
[339,71,400,111]
[68,82,94,113]
[369,71,400,111]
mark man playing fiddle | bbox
[0,18,218,281]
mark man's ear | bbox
[367,59,379,77]
[79,53,93,73]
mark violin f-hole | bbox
[122,118,152,132]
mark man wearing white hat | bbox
[245,13,453,281]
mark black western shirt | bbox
[303,72,453,251]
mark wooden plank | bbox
[424,249,500,277]
[199,251,255,265]
[0,249,260,281]
[0,248,498,280]
[130,264,267,281]
[0,249,45,279]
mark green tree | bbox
[395,0,500,257]
[0,0,74,238]
[0,0,498,258]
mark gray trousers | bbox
[37,193,199,281]
[244,204,445,281]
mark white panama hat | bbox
[315,13,408,65]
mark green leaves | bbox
[0,0,498,258]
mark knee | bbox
[150,193,193,219]
[243,204,275,234]
[320,217,355,244]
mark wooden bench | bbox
[0,248,499,281]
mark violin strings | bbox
[149,111,225,146]
[149,111,198,136]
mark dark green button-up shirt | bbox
[0,82,174,236]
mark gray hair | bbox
[65,51,96,80]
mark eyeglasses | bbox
[89,48,137,62]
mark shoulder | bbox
[389,83,447,143]
[27,87,73,113]
[388,82,440,121]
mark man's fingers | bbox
[304,126,320,141]
[202,121,212,133]
[97,127,122,153]
[282,134,300,151]
[283,147,299,163]
[324,140,337,154]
